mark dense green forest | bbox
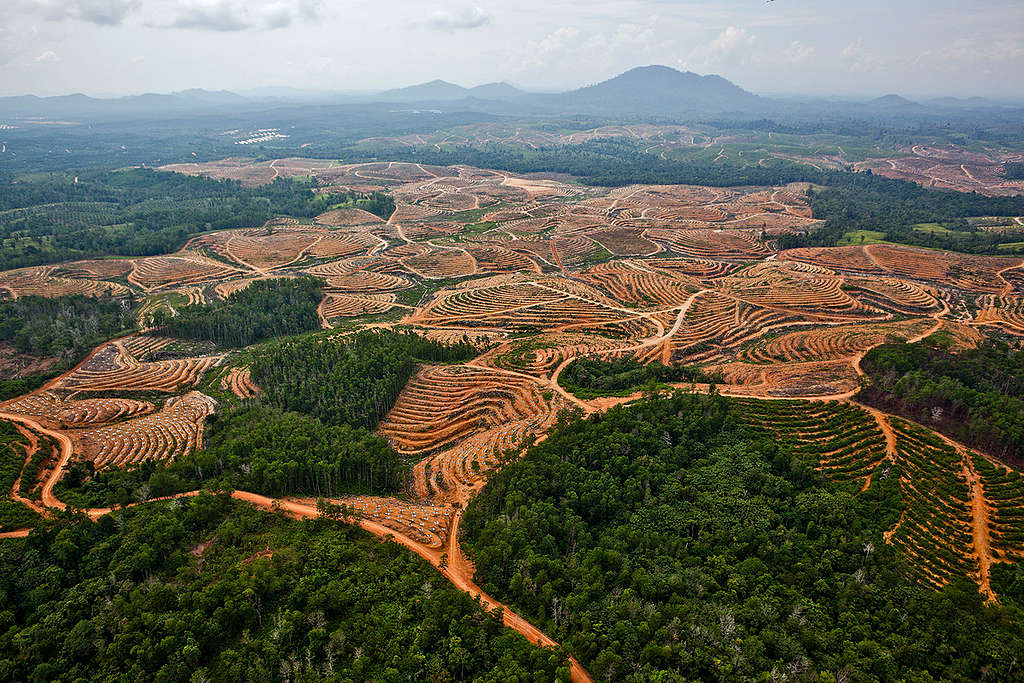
[360,139,822,188]
[0,420,42,530]
[154,277,322,347]
[557,357,718,398]
[0,294,137,398]
[780,171,1024,254]
[252,329,477,430]
[0,374,61,402]
[1004,162,1024,180]
[462,391,1024,681]
[0,495,567,681]
[0,169,375,270]
[57,329,478,507]
[190,406,404,495]
[59,405,404,508]
[859,335,1024,465]
[56,456,187,509]
[328,190,395,220]
[0,294,137,362]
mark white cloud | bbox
[34,50,59,62]
[840,38,885,72]
[840,39,862,60]
[709,26,756,56]
[781,40,813,64]
[21,0,142,26]
[537,26,579,56]
[130,54,145,63]
[685,26,757,69]
[423,6,490,32]
[167,0,322,32]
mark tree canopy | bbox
[859,335,1024,465]
[155,276,322,348]
[780,171,1024,254]
[0,495,568,681]
[462,391,1024,681]
[252,329,477,430]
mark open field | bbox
[2,158,1024,657]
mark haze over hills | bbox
[864,94,925,111]
[530,65,767,116]
[375,80,526,102]
[467,82,527,100]
[0,65,1021,124]
[0,89,248,119]
[375,79,473,102]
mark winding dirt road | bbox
[0,410,72,510]
[0,187,1013,667]
[0,414,593,681]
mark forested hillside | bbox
[0,294,138,398]
[859,336,1024,464]
[0,294,137,361]
[327,190,395,220]
[558,357,717,398]
[0,495,566,681]
[200,406,404,494]
[252,330,477,430]
[1004,162,1024,180]
[462,392,1024,681]
[155,277,322,347]
[782,171,1024,253]
[0,169,366,270]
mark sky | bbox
[3,0,1023,100]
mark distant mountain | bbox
[866,94,922,109]
[926,96,1005,109]
[0,89,247,120]
[3,67,1020,125]
[372,80,527,103]
[529,65,768,116]
[375,80,470,102]
[467,82,525,99]
[169,89,245,104]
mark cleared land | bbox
[855,145,1024,196]
[3,159,1024,671]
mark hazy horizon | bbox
[10,69,1024,105]
[4,0,1023,100]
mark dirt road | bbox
[0,460,593,681]
[0,411,73,510]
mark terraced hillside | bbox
[3,159,1024,680]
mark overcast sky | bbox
[3,0,1023,99]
